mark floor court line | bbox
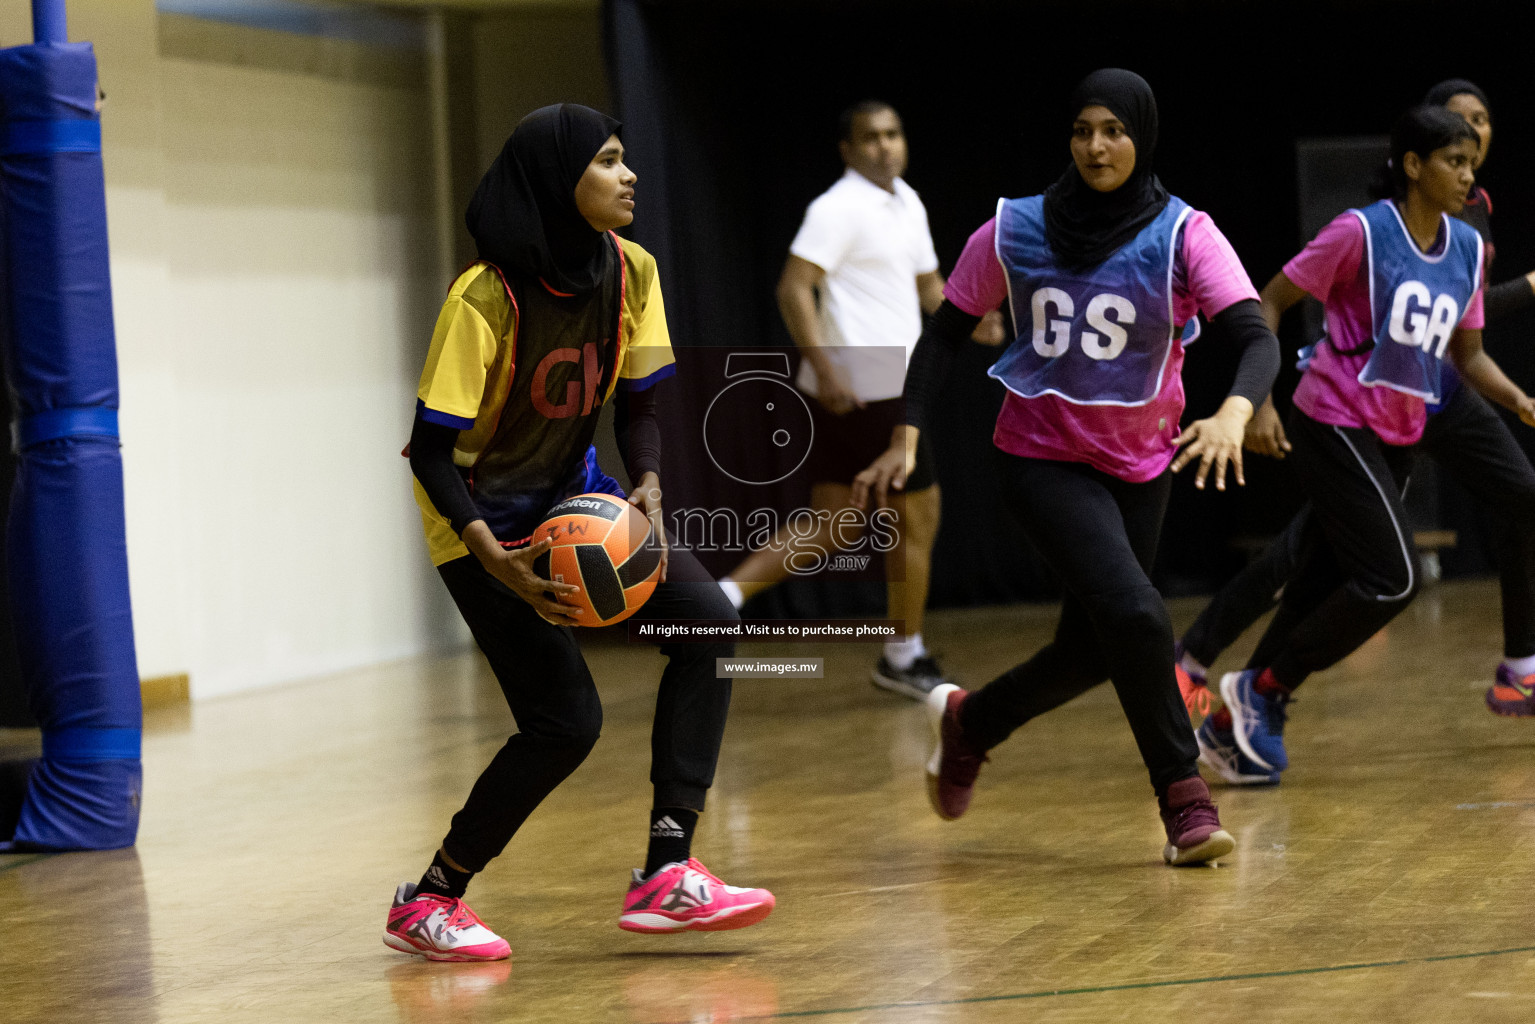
[640,944,1535,1023]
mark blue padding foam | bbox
[43,727,142,762]
[0,119,101,155]
[17,406,118,447]
[2,42,141,850]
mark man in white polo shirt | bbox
[720,100,1002,699]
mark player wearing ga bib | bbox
[1200,105,1535,788]
[878,69,1280,867]
[1291,204,1486,446]
[1176,78,1535,776]
[1350,198,1483,403]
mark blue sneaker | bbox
[1196,717,1280,786]
[1219,670,1289,772]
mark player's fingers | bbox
[850,473,871,510]
[1173,423,1198,448]
[1194,447,1214,490]
[1213,450,1230,491]
[1232,448,1246,487]
[537,596,581,624]
[874,472,890,509]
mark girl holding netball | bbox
[856,69,1280,865]
[388,105,772,961]
[1212,104,1535,781]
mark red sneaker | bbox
[924,683,988,820]
[383,884,511,962]
[1173,643,1213,719]
[619,858,774,933]
[1159,776,1235,866]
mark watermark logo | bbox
[702,353,814,485]
[669,505,898,576]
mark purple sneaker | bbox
[1159,776,1235,866]
[1487,664,1535,717]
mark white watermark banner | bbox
[716,658,825,678]
[627,618,903,643]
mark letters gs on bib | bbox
[1387,281,1458,360]
[1030,288,1137,361]
[989,194,1193,407]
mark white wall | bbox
[3,2,456,699]
[0,2,612,700]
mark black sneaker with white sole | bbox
[871,655,950,700]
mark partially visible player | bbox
[718,100,1004,701]
[387,105,773,962]
[1208,106,1535,785]
[1177,80,1535,749]
[858,70,1280,864]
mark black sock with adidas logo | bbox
[415,849,472,900]
[645,807,698,876]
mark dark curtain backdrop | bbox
[0,193,31,728]
[605,0,1535,614]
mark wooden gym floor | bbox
[3,577,1535,1023]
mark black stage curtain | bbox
[605,0,1535,613]
[0,194,33,728]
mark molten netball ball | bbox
[533,493,662,626]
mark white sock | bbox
[718,578,744,610]
[884,633,928,671]
[1179,650,1209,681]
[1504,653,1535,676]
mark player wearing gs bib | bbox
[1177,80,1535,752]
[1209,106,1535,784]
[386,106,773,963]
[858,70,1280,865]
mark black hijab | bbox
[1424,78,1490,118]
[1042,68,1170,269]
[465,103,622,294]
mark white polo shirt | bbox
[789,168,940,402]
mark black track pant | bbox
[436,545,735,874]
[1181,386,1535,668]
[958,453,1199,794]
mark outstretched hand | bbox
[1171,397,1253,491]
[852,427,919,509]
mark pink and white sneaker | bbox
[619,857,775,933]
[383,883,511,962]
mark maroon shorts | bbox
[805,395,935,492]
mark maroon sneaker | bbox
[1159,775,1236,865]
[924,684,988,820]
